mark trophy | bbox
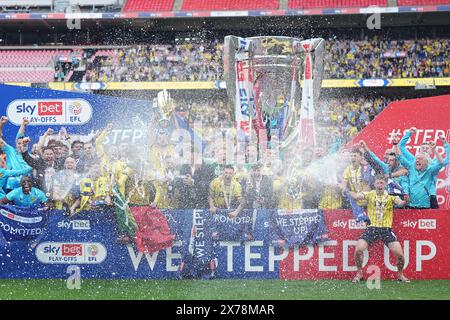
[151,89,174,130]
[223,36,325,151]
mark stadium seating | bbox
[123,0,175,12]
[92,49,115,57]
[0,50,71,82]
[0,50,71,67]
[181,0,280,11]
[0,70,55,83]
[288,0,387,8]
[1,0,52,6]
[70,0,120,5]
[397,0,450,5]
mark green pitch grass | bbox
[0,279,449,300]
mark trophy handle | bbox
[224,35,240,114]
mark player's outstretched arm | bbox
[0,116,8,139]
[398,127,416,162]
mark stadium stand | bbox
[0,70,55,82]
[397,0,450,5]
[1,0,52,12]
[324,38,449,78]
[288,0,387,9]
[83,42,223,82]
[79,38,449,82]
[2,0,123,12]
[0,49,71,82]
[181,0,280,11]
[123,0,175,12]
[70,0,121,5]
[1,0,52,6]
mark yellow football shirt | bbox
[343,165,369,206]
[209,177,242,209]
[319,185,343,210]
[363,190,398,228]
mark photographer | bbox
[171,164,196,209]
[242,163,275,209]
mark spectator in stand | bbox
[324,38,449,79]
[317,96,395,146]
[84,41,223,83]
[83,38,448,84]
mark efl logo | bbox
[68,102,82,115]
[38,101,63,116]
[418,219,436,230]
[62,244,83,256]
[87,245,99,256]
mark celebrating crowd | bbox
[324,38,449,79]
[317,96,398,144]
[82,38,449,82]
[0,112,448,215]
[84,41,223,82]
[1,112,448,282]
[180,95,395,149]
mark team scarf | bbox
[386,178,406,196]
[112,185,138,239]
[343,190,371,224]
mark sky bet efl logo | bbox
[36,242,106,264]
[7,99,92,126]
